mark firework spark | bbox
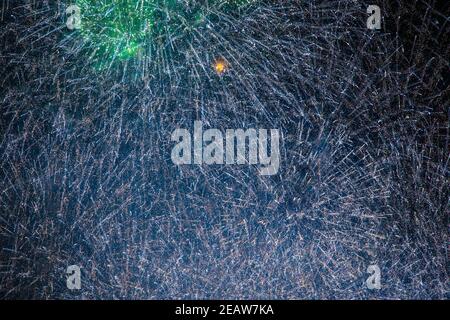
[0,0,448,299]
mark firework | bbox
[64,0,256,73]
[0,0,448,299]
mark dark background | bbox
[0,0,448,299]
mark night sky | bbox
[0,0,448,299]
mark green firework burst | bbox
[71,0,256,69]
